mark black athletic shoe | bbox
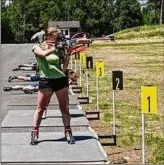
[12,68,20,71]
[65,129,75,144]
[30,130,38,145]
[8,76,16,82]
[3,87,12,91]
[8,76,13,82]
[18,64,22,68]
[23,89,33,94]
[12,65,21,71]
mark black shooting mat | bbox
[1,110,89,128]
[2,132,108,163]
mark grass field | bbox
[75,37,164,164]
[115,25,164,40]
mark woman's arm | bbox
[62,54,70,72]
[33,46,55,57]
[35,63,39,74]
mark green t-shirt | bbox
[32,44,65,79]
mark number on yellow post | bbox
[96,61,105,77]
[141,86,157,114]
[80,52,86,64]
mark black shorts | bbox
[39,77,69,92]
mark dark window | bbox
[65,30,68,35]
[70,28,79,32]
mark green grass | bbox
[91,41,164,47]
[152,137,164,164]
[75,38,164,163]
[115,25,164,40]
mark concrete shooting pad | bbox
[7,87,74,95]
[8,94,79,106]
[8,93,78,99]
[1,110,89,128]
[7,104,82,110]
[12,70,36,74]
[6,81,39,85]
[2,132,108,163]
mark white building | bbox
[5,0,12,6]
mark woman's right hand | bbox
[49,46,56,52]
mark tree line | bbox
[1,0,164,43]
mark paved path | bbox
[1,44,108,164]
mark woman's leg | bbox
[23,86,39,94]
[42,92,52,118]
[18,76,31,81]
[20,67,33,71]
[12,85,24,90]
[32,90,53,128]
[3,85,24,91]
[30,90,52,145]
[55,87,70,128]
[21,63,35,67]
[8,75,30,82]
[55,87,75,144]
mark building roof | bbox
[48,21,80,28]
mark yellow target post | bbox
[80,52,86,64]
[79,52,86,86]
[141,86,157,114]
[95,61,105,112]
[141,86,157,164]
[96,61,105,77]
